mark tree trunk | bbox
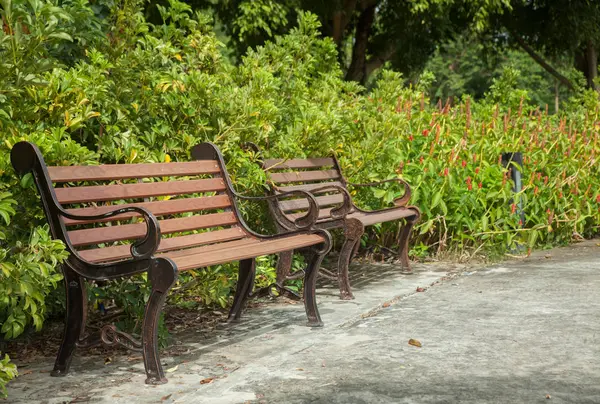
[554,80,559,114]
[575,40,598,90]
[345,4,376,83]
[512,33,575,91]
[331,0,358,46]
[586,41,598,91]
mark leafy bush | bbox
[0,354,17,398]
[0,0,598,395]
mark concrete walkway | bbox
[7,241,600,403]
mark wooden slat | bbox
[288,207,334,221]
[276,181,346,194]
[168,233,325,271]
[278,194,346,212]
[55,178,226,204]
[269,170,340,184]
[158,237,259,260]
[356,209,416,226]
[48,161,221,182]
[78,228,247,263]
[263,158,335,170]
[287,208,417,225]
[63,195,232,225]
[68,212,237,247]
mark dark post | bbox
[501,152,525,227]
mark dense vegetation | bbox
[0,0,599,395]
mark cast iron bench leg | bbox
[275,251,293,286]
[303,244,328,327]
[51,266,87,377]
[228,258,256,322]
[337,238,359,300]
[336,218,364,300]
[143,258,178,385]
[398,212,420,270]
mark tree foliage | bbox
[486,0,600,91]
[0,0,599,397]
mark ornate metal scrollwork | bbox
[100,325,143,352]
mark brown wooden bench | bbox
[10,141,331,385]
[261,155,420,300]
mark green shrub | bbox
[0,0,598,395]
[0,354,17,398]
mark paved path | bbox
[7,241,600,403]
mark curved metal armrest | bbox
[59,205,161,260]
[347,178,412,207]
[304,184,353,219]
[231,188,320,229]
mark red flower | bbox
[544,176,548,185]
[596,195,600,203]
[478,182,482,189]
[558,192,563,198]
[409,135,414,141]
[442,167,449,176]
[461,160,467,168]
[534,186,539,195]
[475,167,480,175]
[472,154,477,163]
[511,204,517,214]
[419,156,424,164]
[422,129,430,136]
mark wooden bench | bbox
[261,155,420,300]
[10,141,331,385]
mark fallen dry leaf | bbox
[161,394,172,401]
[416,287,425,292]
[200,377,214,384]
[382,301,391,308]
[546,394,551,399]
[20,370,33,376]
[408,339,422,348]
[296,368,304,371]
[166,365,178,373]
[104,357,112,365]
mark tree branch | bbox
[512,33,575,91]
[365,46,396,78]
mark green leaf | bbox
[48,32,73,42]
[431,191,442,209]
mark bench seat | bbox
[10,141,331,386]
[261,155,420,300]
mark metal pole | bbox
[501,152,525,227]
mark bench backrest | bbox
[11,142,247,263]
[263,157,351,224]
